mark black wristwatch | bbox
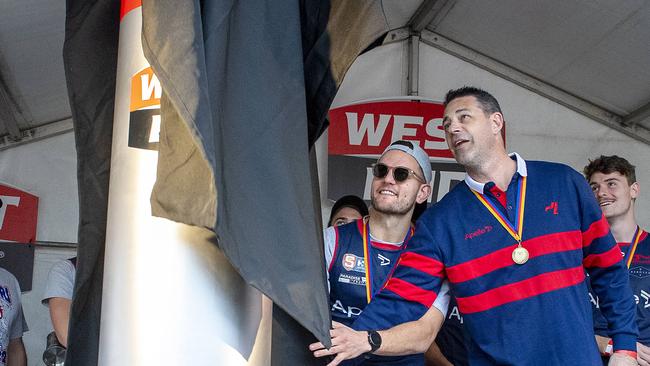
[367,330,382,354]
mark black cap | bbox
[328,195,369,226]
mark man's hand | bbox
[608,352,639,366]
[638,343,650,366]
[309,321,371,366]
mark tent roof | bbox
[1,0,649,147]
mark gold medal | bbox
[512,245,529,265]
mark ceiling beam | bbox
[623,101,650,127]
[408,0,457,32]
[420,30,650,146]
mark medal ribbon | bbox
[625,227,643,268]
[362,220,414,303]
[471,176,527,244]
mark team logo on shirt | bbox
[544,201,559,215]
[342,253,365,272]
[630,266,650,279]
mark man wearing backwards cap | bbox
[322,140,449,365]
[312,86,638,365]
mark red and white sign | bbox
[328,99,453,159]
[0,183,38,243]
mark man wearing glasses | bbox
[312,87,638,365]
[323,140,449,365]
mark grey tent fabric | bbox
[140,0,335,347]
[62,0,120,364]
[327,1,389,85]
[150,94,217,228]
[144,0,389,233]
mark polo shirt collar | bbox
[465,152,527,193]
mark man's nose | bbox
[448,118,462,132]
[383,168,397,184]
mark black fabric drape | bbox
[63,0,119,364]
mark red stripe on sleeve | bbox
[583,245,623,268]
[397,252,445,278]
[456,266,585,314]
[383,277,437,307]
[446,231,582,283]
[582,215,610,247]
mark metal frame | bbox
[417,30,650,145]
[385,0,650,145]
[0,118,73,151]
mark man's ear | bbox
[416,184,432,204]
[631,181,640,200]
[490,112,505,135]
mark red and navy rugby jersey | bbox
[328,219,422,365]
[328,219,408,326]
[593,229,650,345]
[353,159,637,365]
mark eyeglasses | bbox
[372,163,425,184]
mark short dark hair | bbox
[583,155,636,184]
[444,86,502,116]
[328,195,369,226]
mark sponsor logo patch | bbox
[342,253,365,272]
[464,225,493,240]
[630,266,650,279]
[337,273,366,286]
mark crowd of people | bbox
[313,86,648,366]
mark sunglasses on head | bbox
[372,163,425,184]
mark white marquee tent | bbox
[1,0,649,364]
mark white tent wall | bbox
[319,39,650,230]
[0,131,78,365]
[0,132,78,243]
